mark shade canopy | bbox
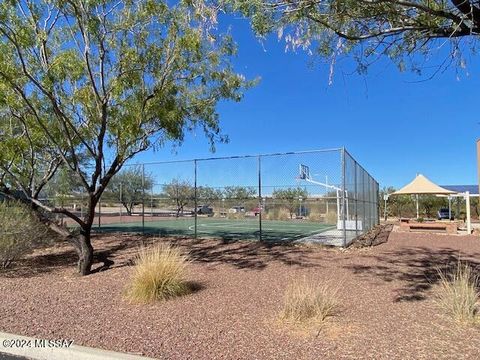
[392,174,457,195]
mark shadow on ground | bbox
[344,246,480,302]
[1,234,330,278]
[0,236,137,278]
[95,225,320,243]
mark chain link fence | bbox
[48,148,379,246]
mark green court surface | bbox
[95,218,336,242]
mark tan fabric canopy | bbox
[392,174,457,195]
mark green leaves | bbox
[0,0,251,206]
[232,0,479,77]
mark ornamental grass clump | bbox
[125,244,191,303]
[436,261,480,325]
[280,278,339,324]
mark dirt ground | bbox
[1,230,480,359]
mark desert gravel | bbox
[1,230,480,359]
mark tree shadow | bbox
[143,236,328,270]
[0,246,79,278]
[0,236,142,278]
[344,246,480,302]
[96,224,325,243]
[1,233,329,278]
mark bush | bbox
[279,278,339,324]
[0,201,50,269]
[227,212,245,220]
[436,261,480,324]
[125,244,191,303]
[265,208,290,221]
[308,209,323,222]
[325,211,337,225]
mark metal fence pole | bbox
[142,164,145,233]
[194,159,198,239]
[363,172,367,231]
[354,160,358,237]
[119,183,123,222]
[377,181,380,225]
[341,148,347,247]
[258,155,262,242]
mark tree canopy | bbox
[163,179,195,216]
[272,187,308,218]
[0,0,251,274]
[234,0,480,76]
[106,166,154,215]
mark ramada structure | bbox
[387,174,476,234]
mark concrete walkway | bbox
[0,332,156,360]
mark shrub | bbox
[277,208,291,220]
[436,261,480,324]
[227,212,245,220]
[264,209,276,220]
[279,278,339,324]
[266,207,290,221]
[325,211,337,225]
[308,210,323,222]
[0,201,50,269]
[125,244,191,303]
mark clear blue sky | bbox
[132,16,480,189]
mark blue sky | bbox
[132,17,480,189]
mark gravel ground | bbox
[1,230,480,359]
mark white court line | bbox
[188,222,331,235]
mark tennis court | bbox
[95,218,336,242]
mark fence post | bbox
[258,155,262,242]
[194,159,198,239]
[377,181,380,226]
[354,160,358,237]
[119,182,122,222]
[142,164,145,233]
[341,148,347,247]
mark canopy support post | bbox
[466,191,471,234]
[416,194,419,219]
[448,196,452,220]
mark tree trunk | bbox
[121,202,132,215]
[71,229,94,275]
[33,208,94,275]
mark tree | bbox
[390,195,414,218]
[420,195,446,217]
[197,186,223,206]
[379,186,396,220]
[235,1,480,76]
[0,0,250,275]
[223,186,257,201]
[163,179,195,217]
[107,167,154,216]
[272,187,308,219]
[470,196,480,219]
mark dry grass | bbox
[226,212,246,220]
[266,208,290,221]
[279,278,339,325]
[325,211,338,225]
[307,210,323,222]
[124,244,191,303]
[436,261,480,325]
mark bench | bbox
[399,221,457,234]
